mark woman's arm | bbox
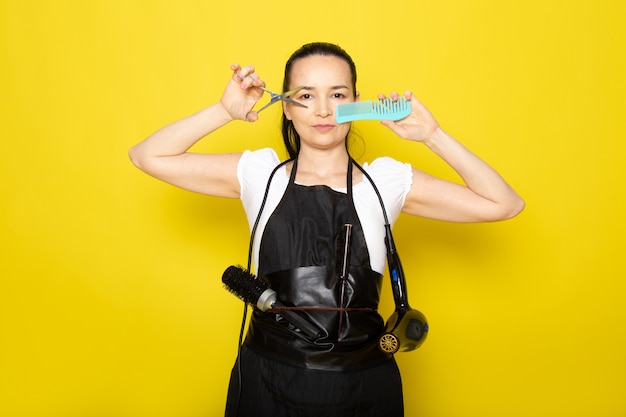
[128,64,264,198]
[381,91,525,222]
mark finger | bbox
[381,119,407,139]
[407,91,427,106]
[245,110,259,123]
[241,76,267,92]
[236,64,255,77]
[233,65,258,87]
[378,92,402,101]
[231,63,243,81]
[381,119,399,132]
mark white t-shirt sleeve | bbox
[362,156,413,224]
[357,157,413,273]
[237,147,283,228]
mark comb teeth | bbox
[336,98,411,124]
[371,98,409,114]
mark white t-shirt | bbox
[237,148,413,274]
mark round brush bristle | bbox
[222,265,268,305]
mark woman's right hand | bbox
[220,63,265,122]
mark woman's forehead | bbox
[289,55,353,88]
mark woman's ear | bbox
[283,102,292,120]
[355,91,360,101]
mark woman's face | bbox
[283,55,358,153]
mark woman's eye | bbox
[299,93,312,100]
[333,93,347,99]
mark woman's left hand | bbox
[379,91,440,142]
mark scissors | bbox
[246,85,308,121]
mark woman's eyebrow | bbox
[300,85,350,91]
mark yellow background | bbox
[2,0,625,416]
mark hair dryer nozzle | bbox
[379,308,429,354]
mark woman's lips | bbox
[313,124,334,131]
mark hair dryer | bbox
[379,225,429,354]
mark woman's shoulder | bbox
[237,148,288,196]
[362,156,412,180]
[358,156,413,207]
[240,147,281,166]
[238,147,285,176]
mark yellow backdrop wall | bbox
[2,1,625,416]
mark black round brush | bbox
[222,265,322,339]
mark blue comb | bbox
[336,97,411,124]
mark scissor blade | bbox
[282,98,308,108]
[254,86,308,114]
[281,86,307,108]
[282,85,305,98]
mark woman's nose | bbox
[315,98,332,117]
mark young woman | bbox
[129,42,524,416]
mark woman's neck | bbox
[289,148,359,187]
